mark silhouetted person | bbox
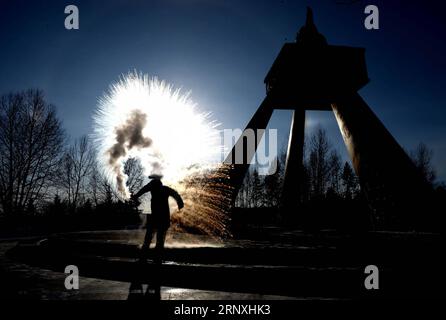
[131,175,184,262]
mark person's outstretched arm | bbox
[166,187,184,210]
[132,182,152,199]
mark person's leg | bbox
[143,224,154,249]
[154,228,167,263]
[128,282,144,300]
[140,223,154,260]
[156,228,167,249]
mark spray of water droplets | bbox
[92,72,233,237]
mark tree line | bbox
[0,90,443,231]
[237,128,360,208]
[236,127,440,209]
[0,90,144,230]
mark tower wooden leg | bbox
[331,93,431,229]
[281,108,306,215]
[225,96,274,204]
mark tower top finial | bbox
[296,7,327,46]
[306,7,314,27]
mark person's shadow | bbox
[127,259,161,300]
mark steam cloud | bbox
[107,109,152,196]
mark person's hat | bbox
[148,174,163,180]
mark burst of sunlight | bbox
[93,72,221,198]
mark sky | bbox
[1,0,445,181]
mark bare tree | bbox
[58,135,95,209]
[341,161,358,199]
[264,156,282,207]
[252,168,264,207]
[0,90,65,215]
[328,150,342,195]
[124,157,145,195]
[307,128,331,198]
[410,142,436,186]
[89,162,120,205]
[89,163,101,206]
[236,167,253,207]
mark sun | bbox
[92,72,221,198]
